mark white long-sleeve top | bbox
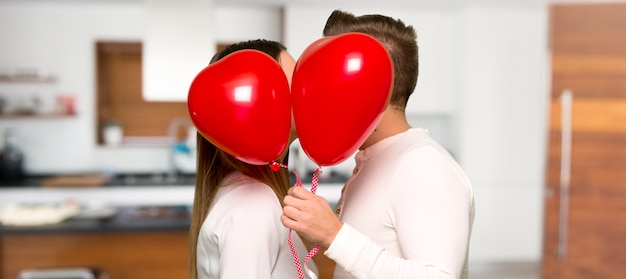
[326,128,475,279]
[197,172,317,279]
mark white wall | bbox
[457,5,549,262]
[143,0,216,101]
[214,4,282,42]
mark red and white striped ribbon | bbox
[271,162,321,279]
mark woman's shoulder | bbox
[216,173,281,210]
[204,173,284,232]
[200,174,288,251]
[226,173,276,193]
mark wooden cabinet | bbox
[96,42,190,145]
[0,230,189,279]
[543,3,626,279]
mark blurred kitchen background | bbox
[1,0,625,278]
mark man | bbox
[282,10,475,279]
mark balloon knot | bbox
[314,166,323,174]
[270,161,286,172]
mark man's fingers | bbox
[283,194,309,210]
[282,204,300,219]
[281,214,298,230]
[283,194,296,206]
[289,186,315,199]
[287,186,296,195]
[281,206,307,232]
[285,187,318,209]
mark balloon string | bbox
[272,161,321,279]
[303,167,322,271]
[288,168,305,279]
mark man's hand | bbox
[282,186,343,249]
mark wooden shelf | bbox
[0,75,55,83]
[0,113,75,119]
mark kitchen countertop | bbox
[0,173,198,188]
[0,171,349,187]
[0,185,197,208]
[0,176,344,235]
[0,172,344,234]
[0,172,344,207]
[0,205,191,234]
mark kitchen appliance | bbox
[0,128,24,183]
[17,267,108,279]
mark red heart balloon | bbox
[188,50,291,165]
[291,33,393,166]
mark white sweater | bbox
[326,128,475,279]
[197,172,317,279]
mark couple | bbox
[188,9,475,279]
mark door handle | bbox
[557,89,573,260]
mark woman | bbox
[188,39,314,279]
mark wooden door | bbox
[544,3,626,279]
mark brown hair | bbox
[188,39,291,279]
[323,10,419,111]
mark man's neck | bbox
[360,106,411,150]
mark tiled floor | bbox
[469,262,540,279]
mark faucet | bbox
[166,117,197,181]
